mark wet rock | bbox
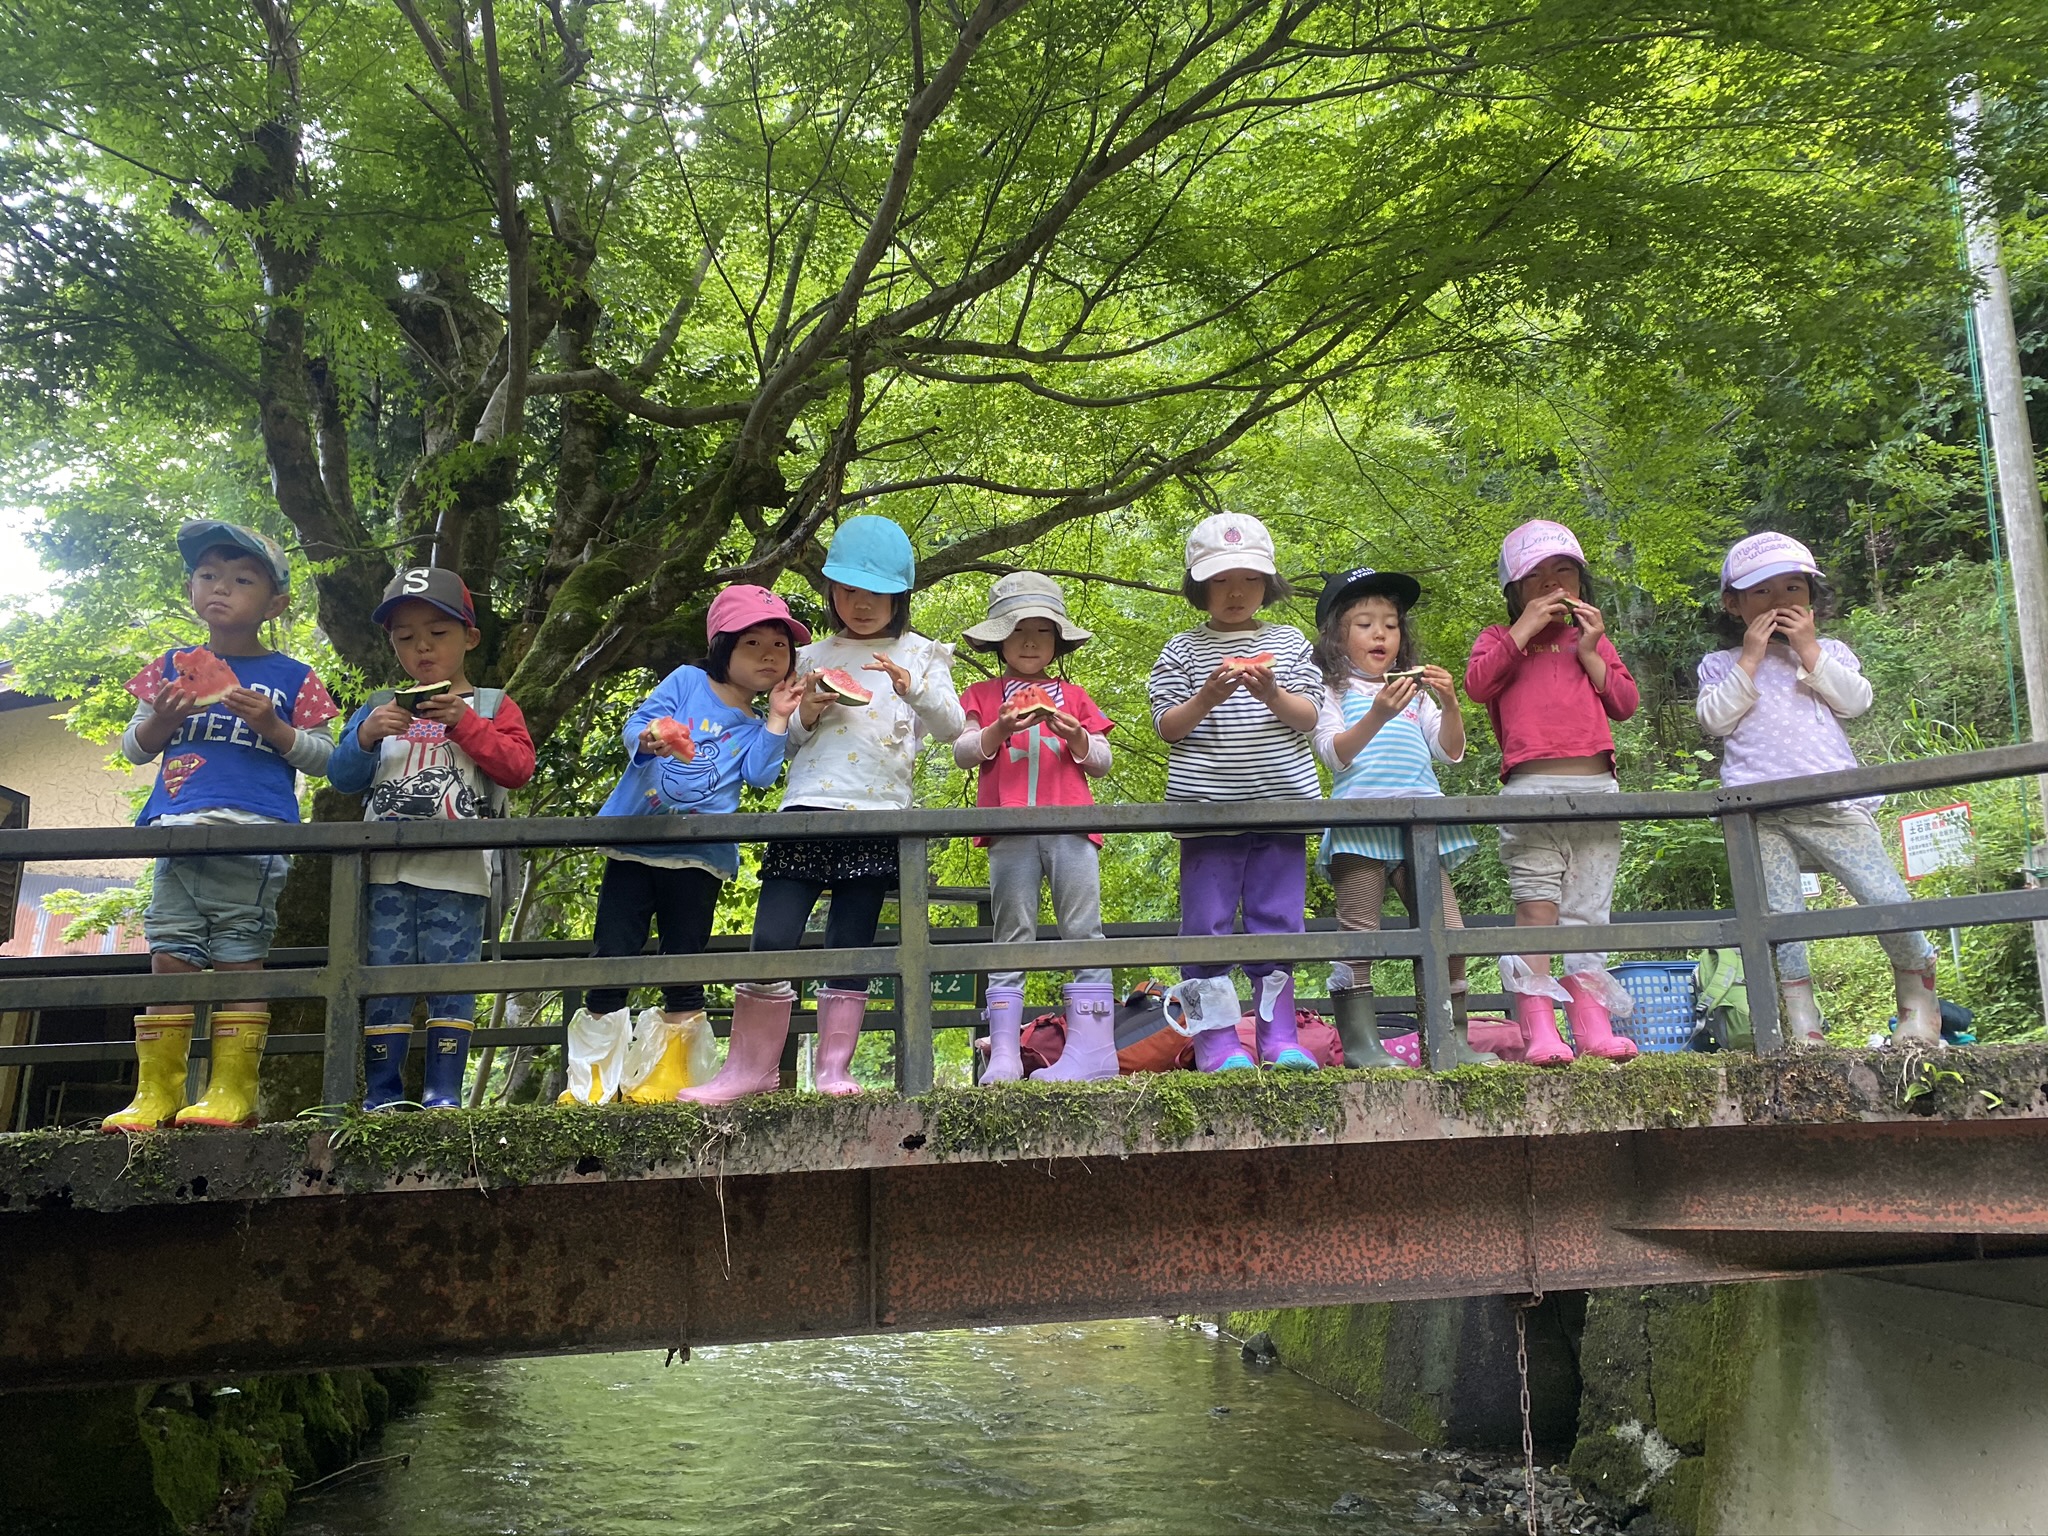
[1239,1331,1278,1365]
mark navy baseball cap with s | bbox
[375,567,477,627]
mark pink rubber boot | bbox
[677,987,791,1105]
[1514,992,1576,1066]
[812,986,867,1096]
[981,986,1025,1083]
[1561,972,1638,1060]
[1032,983,1120,1082]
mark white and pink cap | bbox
[1721,532,1820,592]
[1497,520,1586,587]
[1186,511,1278,582]
[707,584,811,646]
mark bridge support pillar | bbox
[1568,1258,2048,1534]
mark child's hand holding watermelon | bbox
[218,685,298,752]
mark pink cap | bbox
[1721,532,1820,592]
[707,584,811,647]
[1497,520,1587,587]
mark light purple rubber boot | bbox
[981,986,1025,1083]
[1031,983,1119,1082]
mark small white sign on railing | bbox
[1899,801,1974,880]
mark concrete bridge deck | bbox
[5,1047,2045,1392]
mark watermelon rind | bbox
[816,668,874,705]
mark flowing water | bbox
[284,1318,1490,1535]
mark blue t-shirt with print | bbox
[596,665,789,877]
[130,649,336,825]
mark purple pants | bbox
[1178,831,1306,982]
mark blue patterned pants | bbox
[1756,804,1933,982]
[364,883,490,1029]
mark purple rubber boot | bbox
[1192,1026,1256,1073]
[1252,970,1316,1069]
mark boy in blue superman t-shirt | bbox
[102,520,338,1134]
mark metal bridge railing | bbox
[2,741,2046,1106]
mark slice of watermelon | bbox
[816,667,874,705]
[392,679,451,712]
[1224,651,1277,671]
[648,717,698,762]
[1008,682,1060,722]
[171,646,242,706]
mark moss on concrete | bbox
[0,1367,427,1536]
[1567,1284,1775,1533]
[6,1044,2047,1213]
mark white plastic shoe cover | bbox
[620,1007,717,1093]
[562,1006,632,1104]
[1500,954,1571,1003]
[1563,964,1635,1018]
[1162,976,1243,1036]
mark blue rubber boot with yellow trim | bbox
[175,1012,268,1128]
[100,1013,194,1133]
[420,1020,472,1109]
[363,1024,412,1112]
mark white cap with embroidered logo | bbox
[1721,532,1821,592]
[1185,512,1277,583]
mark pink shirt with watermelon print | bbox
[955,676,1113,846]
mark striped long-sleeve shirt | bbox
[1148,621,1323,805]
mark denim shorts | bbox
[145,853,289,966]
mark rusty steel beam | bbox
[3,1120,2044,1393]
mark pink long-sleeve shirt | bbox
[1464,623,1639,781]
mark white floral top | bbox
[783,631,966,811]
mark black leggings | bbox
[586,859,720,1015]
[750,876,890,992]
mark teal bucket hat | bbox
[821,516,916,595]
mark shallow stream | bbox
[283,1318,1510,1535]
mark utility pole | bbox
[1956,90,2048,1017]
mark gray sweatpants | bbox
[986,833,1111,991]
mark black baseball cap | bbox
[374,567,477,627]
[1316,567,1421,627]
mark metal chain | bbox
[1515,1299,1539,1536]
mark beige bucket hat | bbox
[962,572,1092,647]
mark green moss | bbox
[922,1072,1364,1159]
[1558,1053,1722,1131]
[143,1404,225,1529]
[1431,1063,1537,1129]
[318,1094,870,1189]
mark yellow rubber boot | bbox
[624,1009,706,1103]
[175,1012,269,1129]
[100,1014,194,1133]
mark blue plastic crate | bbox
[1610,961,1700,1053]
